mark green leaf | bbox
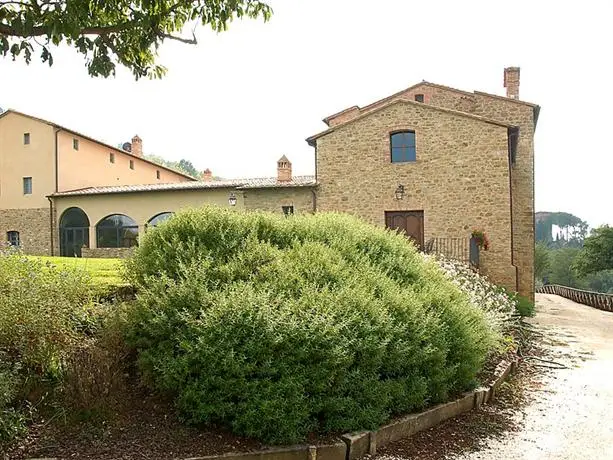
[0,0,272,79]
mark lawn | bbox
[28,256,125,290]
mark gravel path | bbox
[378,293,613,460]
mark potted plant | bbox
[471,229,489,251]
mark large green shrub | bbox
[125,208,497,444]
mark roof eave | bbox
[322,105,360,126]
[237,183,317,190]
[306,135,321,147]
[306,98,512,144]
[3,109,197,182]
[533,105,541,128]
[472,91,539,108]
[49,184,240,198]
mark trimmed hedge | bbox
[125,208,496,444]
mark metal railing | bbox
[424,237,479,269]
[537,284,613,312]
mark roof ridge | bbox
[307,98,513,145]
[322,80,539,126]
[1,109,197,181]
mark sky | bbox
[1,0,612,227]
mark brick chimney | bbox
[504,67,520,100]
[131,135,143,157]
[201,168,212,181]
[277,155,292,182]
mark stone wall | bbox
[321,83,536,299]
[243,188,315,214]
[407,87,535,299]
[314,100,517,291]
[0,207,55,255]
[82,247,134,259]
[473,94,535,300]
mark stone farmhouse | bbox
[0,67,538,297]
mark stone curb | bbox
[25,358,519,460]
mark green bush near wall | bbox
[125,207,497,444]
[0,249,100,444]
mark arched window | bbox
[6,231,19,247]
[96,214,139,248]
[60,207,90,228]
[59,207,90,257]
[147,212,174,227]
[390,131,416,163]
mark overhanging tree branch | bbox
[0,22,132,37]
[159,31,197,44]
[0,0,272,79]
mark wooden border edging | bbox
[184,446,311,460]
[171,357,519,460]
[340,357,518,457]
[25,359,518,460]
[537,284,613,312]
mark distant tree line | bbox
[535,211,588,248]
[145,155,200,179]
[536,212,613,293]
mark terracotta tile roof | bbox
[237,176,315,189]
[322,81,540,127]
[307,99,515,146]
[322,105,360,125]
[50,175,316,197]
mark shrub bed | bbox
[0,247,101,444]
[125,208,499,444]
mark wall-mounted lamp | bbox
[394,184,405,200]
[228,192,237,207]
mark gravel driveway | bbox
[377,293,613,460]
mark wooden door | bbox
[385,211,424,250]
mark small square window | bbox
[23,177,32,195]
[156,170,160,180]
[414,94,424,103]
[109,152,115,163]
[24,133,30,145]
[73,138,79,150]
[7,231,20,247]
[282,205,294,216]
[129,160,134,170]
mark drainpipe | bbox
[312,143,318,213]
[48,127,61,255]
[54,128,60,193]
[311,188,317,213]
[507,133,519,293]
[47,196,55,256]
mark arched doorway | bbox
[60,207,90,257]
